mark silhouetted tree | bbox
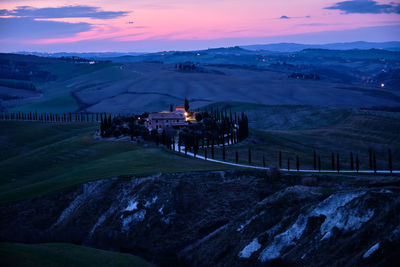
[388,148,393,174]
[184,98,189,112]
[170,104,173,112]
[279,151,282,169]
[205,148,207,159]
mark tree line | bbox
[0,111,112,122]
[185,147,394,174]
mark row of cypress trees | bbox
[174,146,394,173]
[0,111,110,122]
[198,107,249,141]
[281,149,393,173]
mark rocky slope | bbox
[1,170,399,266]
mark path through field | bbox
[173,142,400,174]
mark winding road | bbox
[173,143,400,174]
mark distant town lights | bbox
[381,83,385,88]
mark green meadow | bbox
[0,121,232,203]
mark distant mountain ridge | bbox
[241,41,400,52]
[16,51,145,59]
[15,42,400,59]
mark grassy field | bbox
[198,103,400,171]
[0,242,151,267]
[0,121,233,203]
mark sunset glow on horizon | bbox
[1,0,400,52]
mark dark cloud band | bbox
[325,0,400,14]
[0,17,91,39]
[0,5,129,19]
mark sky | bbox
[0,0,399,52]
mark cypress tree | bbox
[337,153,340,173]
[248,148,251,164]
[279,151,282,169]
[388,148,392,174]
[313,150,316,170]
[236,151,239,164]
[194,139,198,157]
[296,155,300,171]
[356,154,359,173]
[184,98,189,112]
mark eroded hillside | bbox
[1,170,399,266]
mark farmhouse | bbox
[145,111,187,131]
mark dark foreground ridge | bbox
[1,170,399,266]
